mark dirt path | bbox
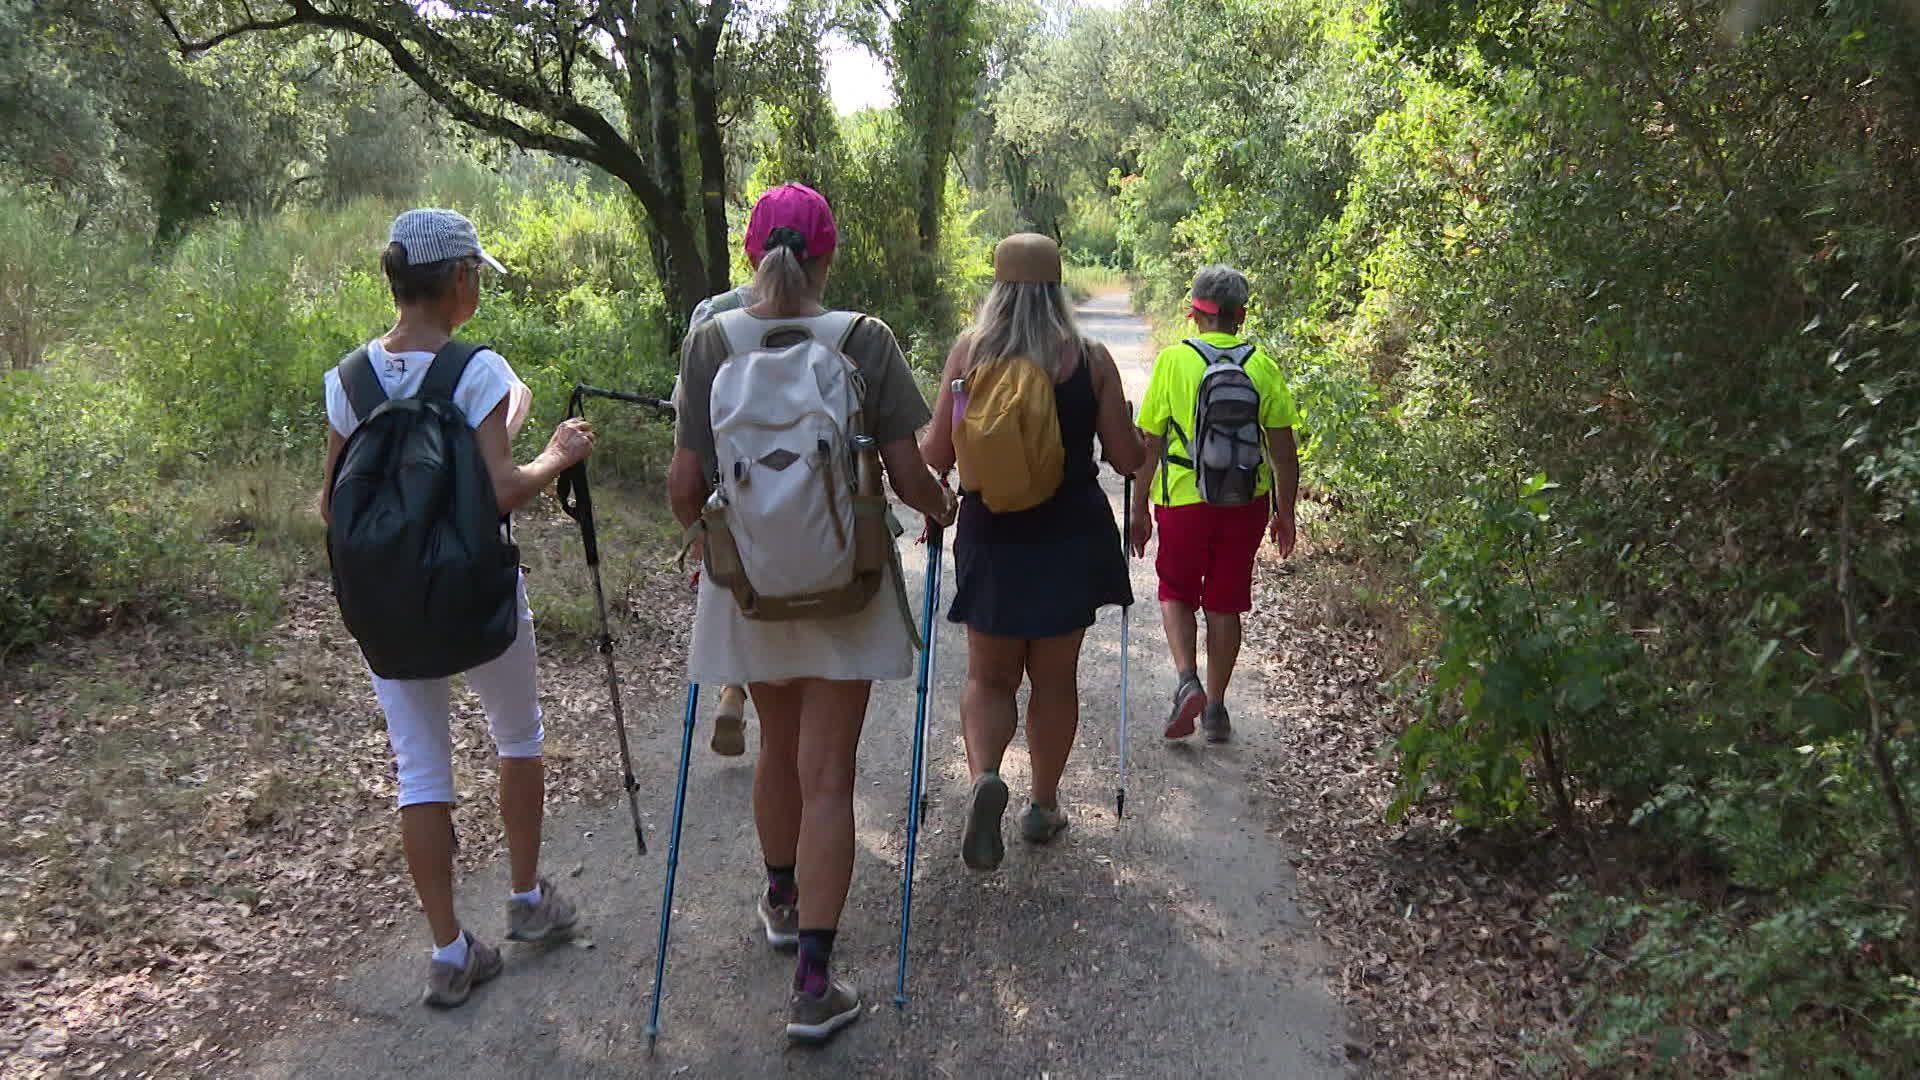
[246,292,1346,1078]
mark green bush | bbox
[0,367,273,655]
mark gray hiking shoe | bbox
[1202,702,1232,744]
[1165,674,1205,739]
[505,877,578,943]
[757,891,799,951]
[422,933,502,1008]
[711,685,748,757]
[1019,801,1069,844]
[786,978,862,1044]
[961,772,1010,871]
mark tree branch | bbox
[148,1,303,53]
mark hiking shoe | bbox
[757,891,799,952]
[961,772,1010,871]
[711,685,748,757]
[1202,702,1232,744]
[786,979,862,1044]
[505,877,578,943]
[422,933,502,1008]
[1165,675,1205,739]
[1019,801,1069,845]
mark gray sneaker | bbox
[1165,675,1205,739]
[710,685,748,757]
[1202,702,1232,744]
[422,933,502,1008]
[1019,801,1069,844]
[757,891,799,951]
[961,772,1010,871]
[786,978,862,1044]
[505,877,578,943]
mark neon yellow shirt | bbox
[1137,331,1298,508]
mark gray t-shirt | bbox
[673,313,933,479]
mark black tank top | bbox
[956,346,1107,544]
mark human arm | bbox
[918,335,969,477]
[667,448,709,530]
[1089,342,1146,476]
[319,428,345,525]
[1267,426,1299,558]
[881,439,958,526]
[474,401,595,516]
[1130,434,1160,557]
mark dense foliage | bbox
[1035,0,1920,1069]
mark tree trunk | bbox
[688,31,732,298]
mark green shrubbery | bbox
[1112,0,1920,1069]
[0,166,681,653]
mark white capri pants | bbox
[372,576,544,808]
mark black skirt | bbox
[947,480,1134,639]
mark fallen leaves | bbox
[0,500,695,1080]
[1244,549,1582,1077]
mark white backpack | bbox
[697,310,912,632]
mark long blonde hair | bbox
[968,281,1083,377]
[750,243,827,316]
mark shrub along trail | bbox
[4,294,1368,1078]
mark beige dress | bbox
[673,312,932,686]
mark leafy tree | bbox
[152,0,742,325]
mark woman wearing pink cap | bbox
[668,183,957,1044]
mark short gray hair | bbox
[1192,264,1250,311]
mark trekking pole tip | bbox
[893,991,908,1010]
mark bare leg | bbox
[401,803,461,947]
[1022,631,1086,806]
[1161,599,1199,678]
[793,679,871,931]
[750,681,806,870]
[962,631,1027,781]
[498,757,544,893]
[1203,611,1243,707]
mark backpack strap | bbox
[1185,338,1257,367]
[338,347,386,425]
[418,340,488,402]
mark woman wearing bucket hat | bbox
[668,182,957,1044]
[919,233,1146,871]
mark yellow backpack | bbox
[952,353,1064,513]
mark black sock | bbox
[765,863,797,907]
[795,928,836,995]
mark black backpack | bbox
[1164,338,1266,506]
[327,342,520,680]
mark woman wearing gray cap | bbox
[320,208,593,1008]
[920,233,1146,870]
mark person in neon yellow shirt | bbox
[1130,265,1300,743]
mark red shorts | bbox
[1154,501,1268,614]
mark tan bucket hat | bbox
[993,233,1063,284]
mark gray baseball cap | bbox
[388,208,508,273]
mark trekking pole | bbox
[1119,473,1133,821]
[556,387,647,857]
[646,681,701,1051]
[895,522,944,1010]
[572,383,676,418]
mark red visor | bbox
[1189,297,1243,317]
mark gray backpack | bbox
[1165,339,1265,506]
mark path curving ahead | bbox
[249,291,1345,1078]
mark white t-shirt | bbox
[325,340,524,439]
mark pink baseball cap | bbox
[744,183,838,263]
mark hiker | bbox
[919,233,1145,869]
[1130,264,1299,743]
[667,183,957,1044]
[319,209,589,1008]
